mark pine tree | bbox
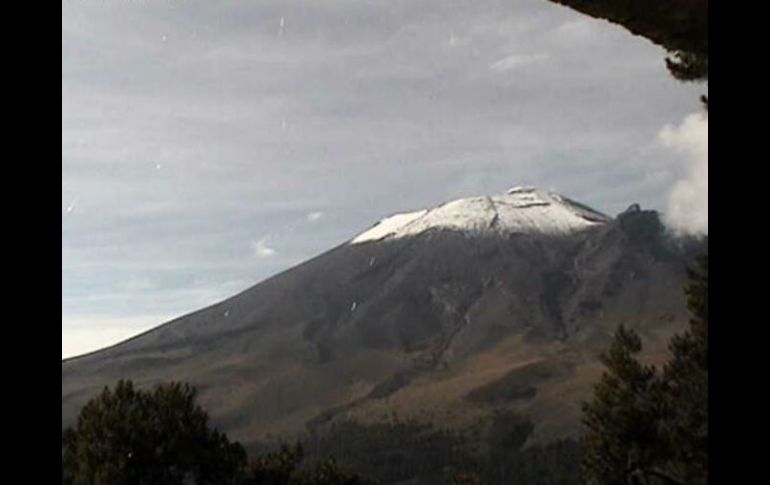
[61,380,247,485]
[659,255,708,483]
[245,443,304,485]
[292,458,377,485]
[581,326,665,484]
[581,254,708,485]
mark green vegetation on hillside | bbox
[284,411,581,484]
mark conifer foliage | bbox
[581,255,708,485]
[660,255,708,483]
[581,326,663,484]
[61,380,377,485]
[243,444,375,485]
[61,380,247,485]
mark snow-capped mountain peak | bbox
[351,187,611,244]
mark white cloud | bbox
[490,53,549,72]
[306,211,324,222]
[659,113,708,234]
[251,237,277,257]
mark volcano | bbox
[62,187,705,448]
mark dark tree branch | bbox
[545,0,707,58]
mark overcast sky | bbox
[62,0,706,359]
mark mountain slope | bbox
[62,189,705,448]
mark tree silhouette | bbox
[581,255,708,485]
[659,255,708,483]
[61,380,247,485]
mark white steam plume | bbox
[659,113,708,234]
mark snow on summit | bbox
[351,187,611,244]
